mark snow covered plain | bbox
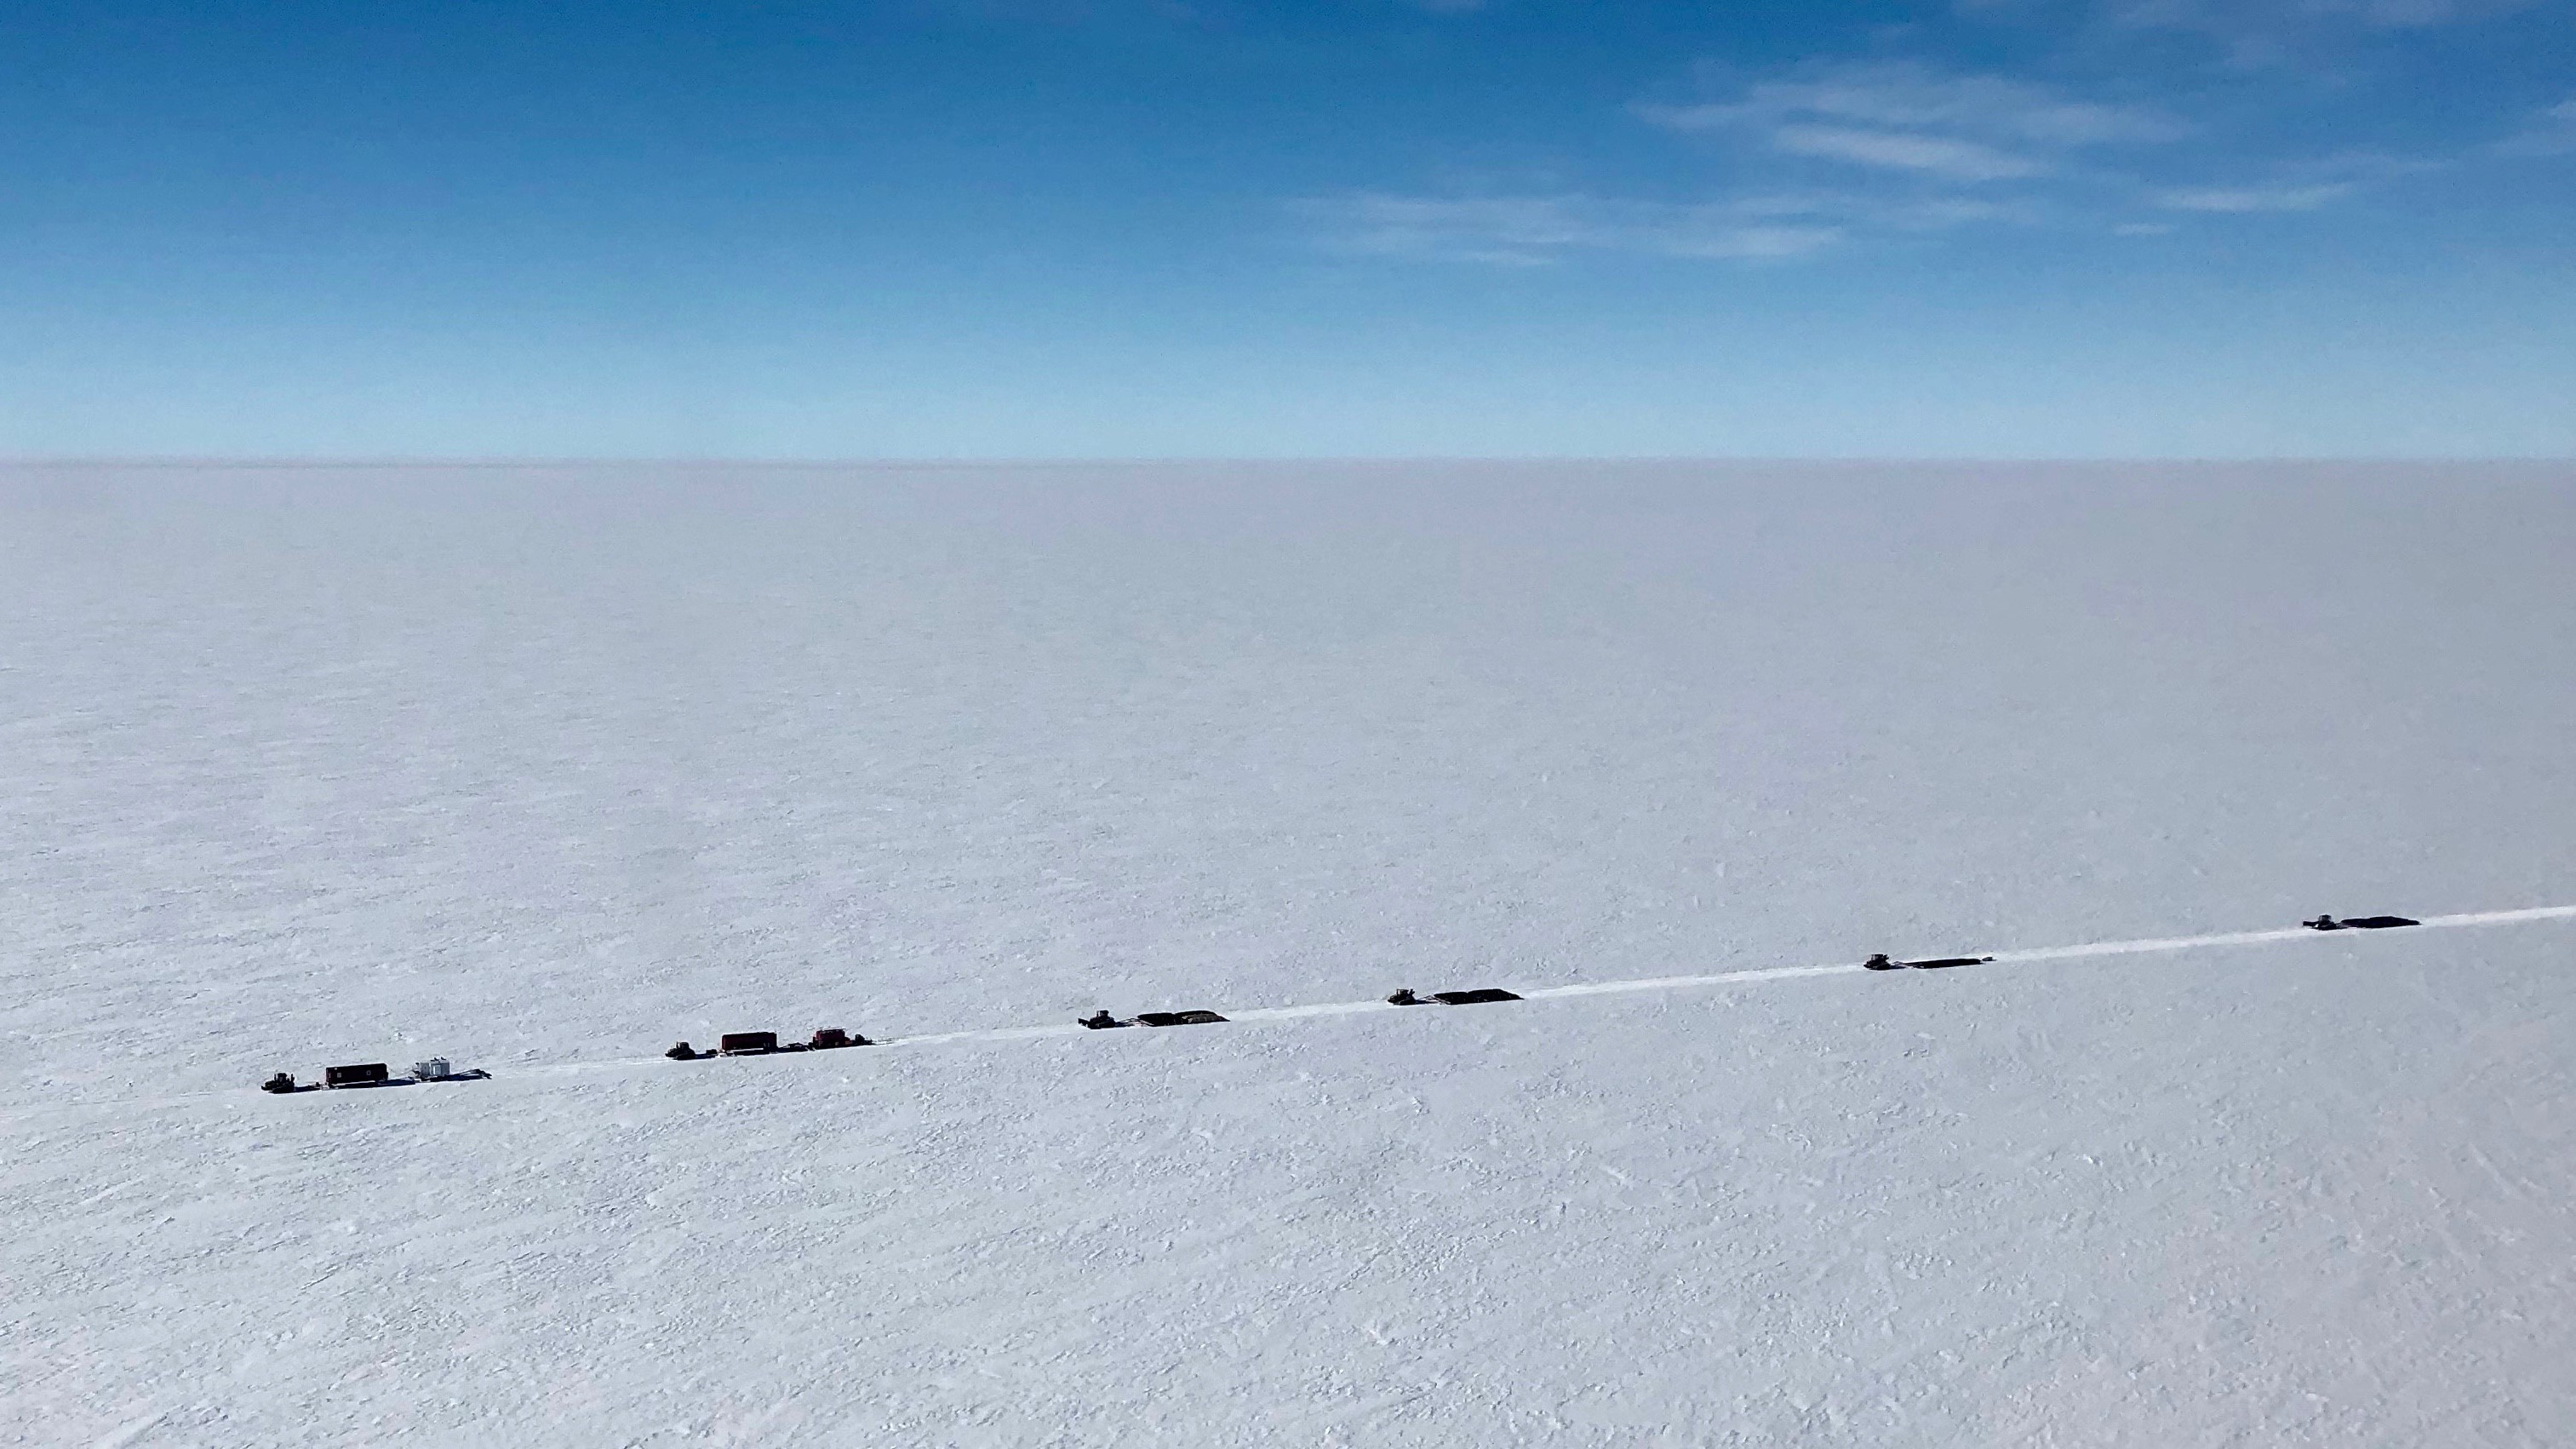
[4,461,2574,1446]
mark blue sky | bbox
[3,0,2571,456]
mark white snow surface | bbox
[4,461,2574,1446]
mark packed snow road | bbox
[118,902,2576,1112]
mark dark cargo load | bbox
[1136,1010,1228,1027]
[2306,914,2422,931]
[323,1062,390,1088]
[719,1032,779,1056]
[1431,988,1521,1005]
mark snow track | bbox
[915,902,2576,1037]
[21,903,2571,1120]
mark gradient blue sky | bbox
[5,0,2572,457]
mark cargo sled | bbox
[2305,914,2419,931]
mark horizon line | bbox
[8,455,2574,471]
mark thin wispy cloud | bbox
[1299,4,2562,266]
[2111,0,2541,30]
[1298,193,1850,266]
[2149,150,2440,212]
[1768,125,2049,180]
[1646,60,2181,148]
[2154,182,2353,211]
[2497,97,2576,155]
[1615,58,2204,241]
[1641,60,2181,184]
[1297,182,2041,266]
[1963,0,2554,66]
